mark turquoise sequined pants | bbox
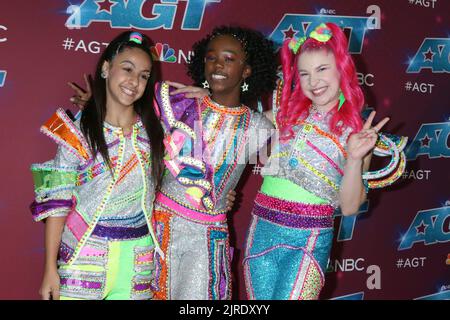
[243,192,334,300]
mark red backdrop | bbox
[0,0,448,300]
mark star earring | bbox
[241,81,249,92]
[202,80,210,89]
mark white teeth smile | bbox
[212,74,226,80]
[121,87,135,96]
[312,87,326,96]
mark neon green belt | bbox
[260,176,327,204]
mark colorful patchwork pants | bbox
[151,209,232,300]
[58,225,155,300]
[243,192,334,300]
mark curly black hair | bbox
[187,25,278,106]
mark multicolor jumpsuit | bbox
[244,108,353,300]
[151,82,273,300]
[31,109,161,300]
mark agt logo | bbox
[269,13,377,53]
[409,0,438,9]
[407,38,450,73]
[398,205,450,251]
[66,0,221,30]
[334,201,369,241]
[0,71,6,87]
[405,122,450,161]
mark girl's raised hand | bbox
[68,73,92,110]
[166,80,209,99]
[347,111,390,161]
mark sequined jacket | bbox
[30,108,161,265]
[262,109,407,207]
[153,82,274,223]
[262,110,352,208]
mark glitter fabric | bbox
[59,268,105,300]
[60,278,102,289]
[156,192,227,224]
[31,109,161,299]
[152,210,231,300]
[131,274,153,300]
[255,192,333,217]
[40,108,91,161]
[253,203,333,229]
[262,110,351,208]
[30,110,161,266]
[155,81,274,215]
[30,199,73,221]
[151,210,172,300]
[91,224,149,240]
[243,194,333,300]
[152,82,273,299]
[59,235,155,300]
[207,227,231,300]
[247,99,406,300]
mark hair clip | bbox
[288,23,333,54]
[309,23,332,43]
[129,32,143,45]
[288,36,306,54]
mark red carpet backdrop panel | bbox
[0,0,448,299]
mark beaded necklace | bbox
[202,96,247,115]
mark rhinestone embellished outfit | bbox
[31,109,159,299]
[244,107,353,300]
[151,82,273,300]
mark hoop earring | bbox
[241,81,249,92]
[202,80,210,89]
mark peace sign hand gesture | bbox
[347,111,390,161]
[67,73,92,110]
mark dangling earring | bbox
[241,80,249,92]
[338,89,346,111]
[202,80,210,89]
[101,71,107,79]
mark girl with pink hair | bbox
[243,22,406,300]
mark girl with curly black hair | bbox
[151,26,278,300]
[68,26,278,300]
[186,25,278,106]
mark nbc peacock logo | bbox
[151,43,177,63]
